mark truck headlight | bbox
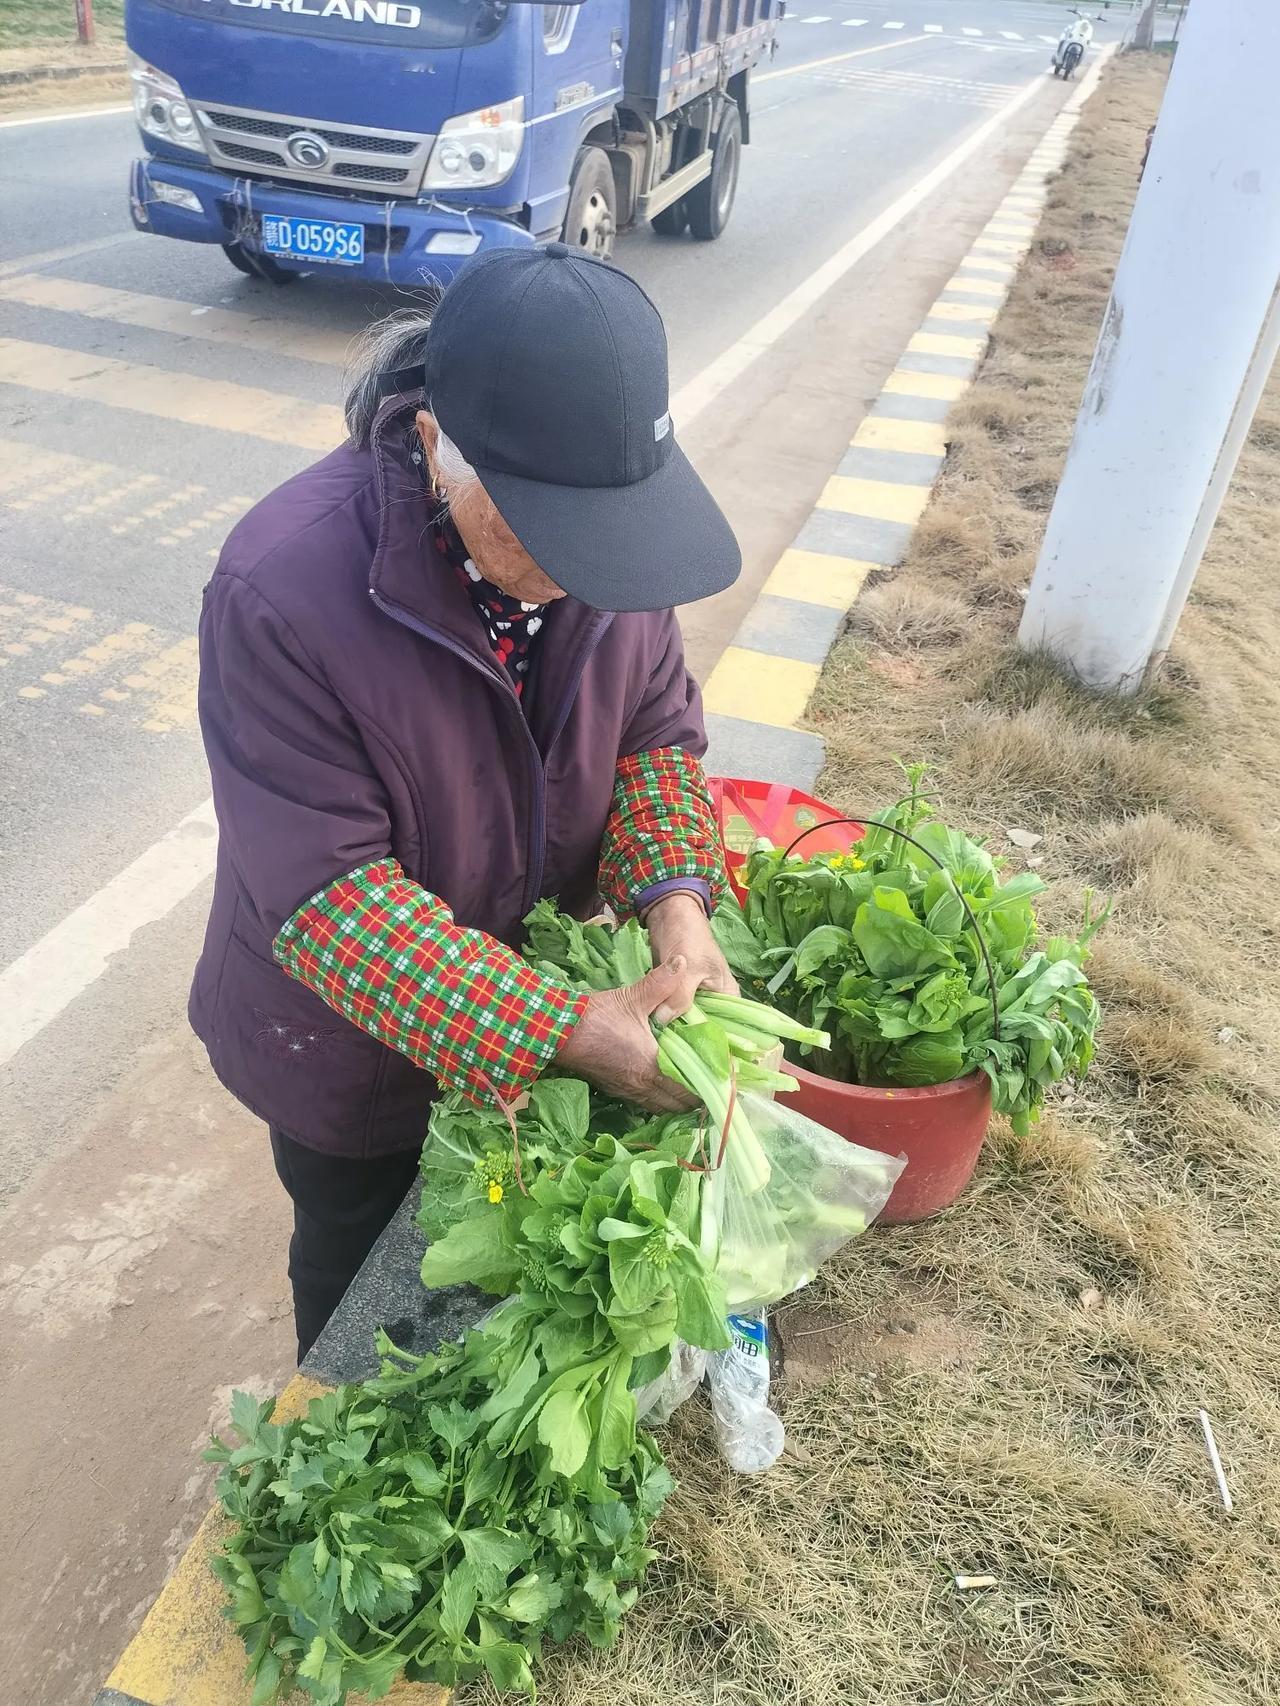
[128,50,206,156]
[422,97,524,192]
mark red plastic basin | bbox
[777,1062,993,1223]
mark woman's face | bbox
[416,411,566,605]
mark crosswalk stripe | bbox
[841,16,868,23]
[923,22,942,31]
[882,19,905,27]
[962,27,981,36]
[798,14,832,21]
[1000,30,1022,39]
[0,337,341,450]
[1039,33,1058,42]
[0,275,353,368]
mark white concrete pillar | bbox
[1017,0,1280,693]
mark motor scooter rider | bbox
[1053,11,1093,70]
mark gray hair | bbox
[342,305,482,498]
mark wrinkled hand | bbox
[643,891,739,1024]
[556,959,697,1113]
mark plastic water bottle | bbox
[706,1310,785,1474]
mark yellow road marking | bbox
[908,330,986,360]
[0,338,342,450]
[971,236,1029,257]
[852,414,948,456]
[957,257,1015,278]
[944,273,1007,297]
[0,273,354,367]
[818,475,932,527]
[156,496,249,550]
[763,547,875,611]
[883,368,970,402]
[929,298,998,324]
[703,647,820,729]
[65,472,166,520]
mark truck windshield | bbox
[144,0,510,51]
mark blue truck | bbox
[124,0,781,286]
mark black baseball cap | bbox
[410,245,741,613]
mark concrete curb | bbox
[702,47,1118,793]
[0,58,126,88]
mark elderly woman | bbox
[190,245,741,1359]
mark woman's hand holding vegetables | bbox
[643,890,739,1023]
[556,959,698,1112]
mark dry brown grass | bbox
[461,54,1280,1706]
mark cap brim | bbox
[476,441,741,613]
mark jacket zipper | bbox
[368,588,611,916]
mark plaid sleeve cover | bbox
[598,746,728,918]
[274,860,587,1105]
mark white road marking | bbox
[0,234,141,282]
[924,23,943,31]
[0,49,1075,1063]
[0,799,218,1068]
[963,27,982,36]
[0,104,131,129]
[798,14,832,21]
[1001,31,1022,40]
[1039,33,1058,42]
[841,16,868,23]
[755,32,926,84]
[883,19,906,28]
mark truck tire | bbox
[222,242,297,286]
[561,148,616,258]
[687,102,741,241]
[651,199,688,237]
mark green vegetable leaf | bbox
[529,1077,591,1150]
[503,1572,564,1624]
[420,1212,521,1295]
[793,923,851,979]
[439,1562,479,1643]
[672,1264,732,1351]
[852,886,958,980]
[428,1400,481,1451]
[537,1387,593,1478]
[459,1526,531,1591]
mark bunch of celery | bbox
[522,902,829,1201]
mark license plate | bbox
[260,215,364,267]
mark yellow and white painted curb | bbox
[701,50,1115,791]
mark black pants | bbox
[270,1129,420,1363]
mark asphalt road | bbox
[0,6,1125,1699]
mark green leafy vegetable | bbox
[710,764,1109,1132]
[207,1320,673,1705]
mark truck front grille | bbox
[205,110,419,156]
[219,141,282,169]
[332,162,412,185]
[196,101,433,198]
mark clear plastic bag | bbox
[633,1339,708,1425]
[706,1311,785,1474]
[703,1091,905,1314]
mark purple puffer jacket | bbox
[190,391,707,1158]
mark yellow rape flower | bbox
[488,1181,504,1204]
